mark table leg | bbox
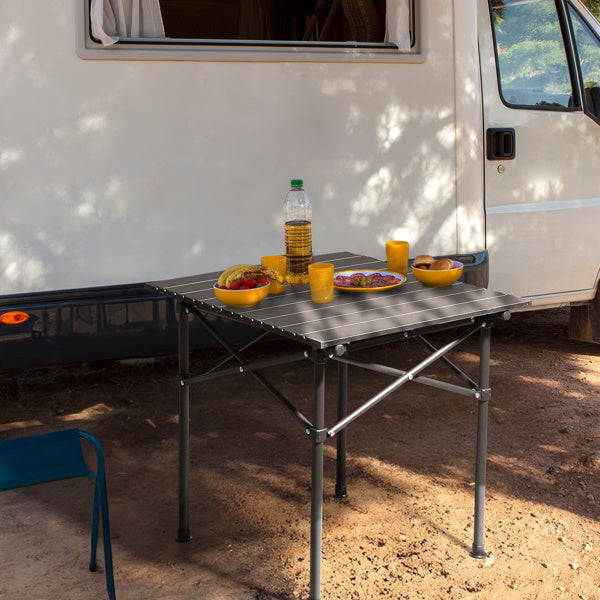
[309,350,327,600]
[335,361,348,498]
[470,321,491,558]
[177,301,192,543]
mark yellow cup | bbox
[386,241,409,275]
[308,262,334,304]
[261,255,287,294]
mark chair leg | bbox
[89,483,100,572]
[79,430,116,598]
[99,479,116,600]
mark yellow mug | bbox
[386,241,409,275]
[261,255,286,294]
[308,262,335,304]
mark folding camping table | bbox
[146,251,529,600]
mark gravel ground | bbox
[1,307,599,600]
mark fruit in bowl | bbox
[216,276,270,291]
[217,264,285,289]
[411,257,463,287]
[213,277,270,308]
[214,263,286,308]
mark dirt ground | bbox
[0,307,599,600]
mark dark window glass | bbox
[159,0,387,44]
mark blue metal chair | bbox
[0,428,116,599]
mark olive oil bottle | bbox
[284,179,312,285]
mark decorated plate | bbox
[333,270,406,293]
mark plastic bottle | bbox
[284,179,312,285]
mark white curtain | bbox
[90,0,165,47]
[384,0,411,51]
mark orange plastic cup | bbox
[261,255,286,294]
[386,241,409,275]
[308,262,334,304]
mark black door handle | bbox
[486,128,516,160]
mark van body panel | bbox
[455,0,486,256]
[478,0,600,303]
[1,0,464,297]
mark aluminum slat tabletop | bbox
[147,251,527,349]
[146,251,529,600]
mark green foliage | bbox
[582,0,600,20]
[492,0,572,98]
[491,0,600,108]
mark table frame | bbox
[148,252,527,600]
[176,308,494,599]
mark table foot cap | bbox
[469,545,486,559]
[176,530,192,543]
[334,485,348,499]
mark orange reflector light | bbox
[0,311,30,325]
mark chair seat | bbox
[0,429,91,491]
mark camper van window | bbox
[490,0,575,109]
[86,0,416,59]
[568,3,600,121]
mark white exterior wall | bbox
[0,0,485,296]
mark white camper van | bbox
[1,0,600,367]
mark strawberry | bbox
[256,277,269,287]
[243,278,256,288]
[239,285,250,290]
[229,280,241,290]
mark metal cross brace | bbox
[184,305,314,430]
[326,319,486,438]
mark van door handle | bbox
[486,128,516,160]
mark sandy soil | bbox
[0,307,599,600]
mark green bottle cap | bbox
[291,179,303,187]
